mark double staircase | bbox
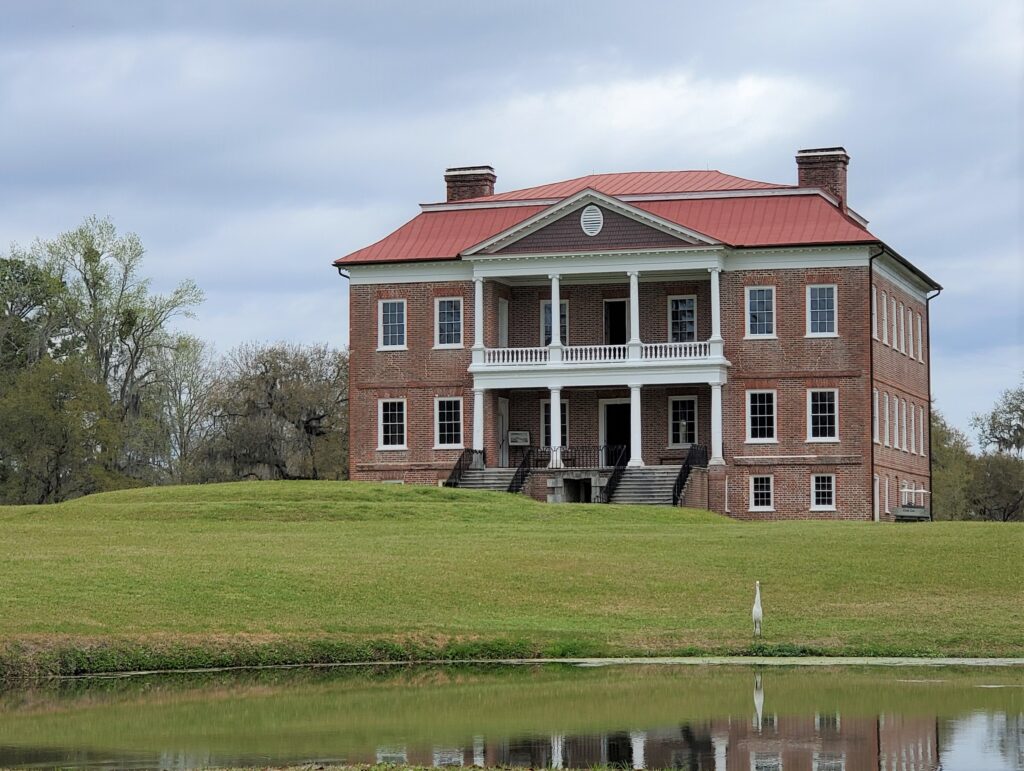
[608,465,682,505]
[455,467,519,492]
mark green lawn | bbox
[0,480,1021,676]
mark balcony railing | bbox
[477,340,714,368]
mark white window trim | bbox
[883,393,890,447]
[916,314,924,362]
[810,473,837,511]
[746,389,778,444]
[871,287,878,339]
[885,477,891,513]
[919,405,926,456]
[377,298,408,351]
[892,394,900,449]
[433,396,464,449]
[805,284,839,337]
[881,291,889,345]
[540,398,569,447]
[433,296,464,349]
[806,388,840,443]
[744,285,777,339]
[667,395,699,448]
[901,399,908,451]
[891,297,898,348]
[749,474,775,512]
[872,389,880,444]
[812,750,846,771]
[377,398,408,450]
[899,302,906,354]
[539,299,569,346]
[909,401,916,454]
[666,294,698,342]
[906,308,914,358]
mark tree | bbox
[967,452,1024,521]
[153,334,216,483]
[930,407,975,520]
[0,357,121,504]
[203,343,348,480]
[972,376,1024,456]
[0,255,66,371]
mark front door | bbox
[604,402,631,464]
[497,398,510,467]
[604,300,628,345]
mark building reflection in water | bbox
[371,671,941,770]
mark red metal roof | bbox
[467,170,788,202]
[337,205,547,265]
[634,196,875,247]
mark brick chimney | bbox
[444,166,496,202]
[796,147,850,212]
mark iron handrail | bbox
[443,448,485,488]
[672,444,709,506]
[531,445,625,469]
[506,448,534,494]
[598,444,630,503]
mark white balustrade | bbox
[562,344,628,363]
[641,341,711,360]
[483,346,549,365]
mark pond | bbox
[0,663,1021,770]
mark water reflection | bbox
[0,664,1020,770]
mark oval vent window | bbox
[580,204,604,236]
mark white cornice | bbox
[348,260,472,285]
[873,256,932,301]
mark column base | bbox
[627,458,645,467]
[709,457,725,466]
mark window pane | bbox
[813,475,834,508]
[752,476,773,509]
[670,298,696,342]
[437,299,462,345]
[381,401,405,446]
[749,392,775,439]
[381,301,405,347]
[542,402,568,446]
[810,390,837,439]
[748,288,774,335]
[437,399,461,446]
[809,286,835,334]
[671,398,696,445]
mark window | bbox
[378,399,406,449]
[871,287,878,339]
[919,405,926,456]
[906,307,914,358]
[884,477,891,513]
[808,389,838,441]
[811,474,836,511]
[901,481,913,506]
[750,475,774,512]
[541,300,569,346]
[747,390,777,442]
[746,286,775,337]
[881,291,889,344]
[669,396,697,446]
[892,394,900,449]
[813,751,845,771]
[909,402,916,454]
[667,295,696,342]
[891,297,898,347]
[883,393,890,447]
[434,397,463,448]
[872,389,880,443]
[434,297,463,348]
[899,302,906,353]
[901,399,908,450]
[378,299,407,349]
[806,284,837,336]
[916,314,924,361]
[752,753,782,771]
[541,400,568,447]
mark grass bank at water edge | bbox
[1,480,1021,679]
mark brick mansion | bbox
[335,148,940,520]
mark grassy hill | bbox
[1,481,1021,677]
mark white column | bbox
[628,270,641,359]
[629,731,646,770]
[710,382,724,465]
[628,383,643,466]
[712,736,728,771]
[472,387,485,468]
[548,386,563,468]
[550,735,565,769]
[709,267,723,357]
[548,273,563,362]
[472,276,485,364]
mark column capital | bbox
[548,272,561,281]
[473,275,485,284]
[627,269,640,278]
[472,386,487,395]
[549,385,562,394]
[707,266,722,274]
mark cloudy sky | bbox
[1,0,1020,438]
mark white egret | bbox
[752,580,763,637]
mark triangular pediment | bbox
[461,189,719,257]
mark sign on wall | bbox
[508,431,531,446]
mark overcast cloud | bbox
[1,0,1020,438]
